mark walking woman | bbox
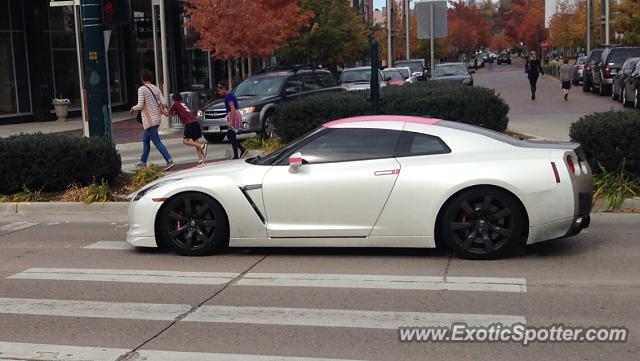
[216,80,247,159]
[525,51,544,100]
[129,69,175,171]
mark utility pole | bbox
[586,0,593,53]
[600,0,609,45]
[387,0,392,66]
[404,0,410,60]
[80,0,111,140]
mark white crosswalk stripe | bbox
[0,297,525,328]
[9,268,240,285]
[82,241,133,250]
[0,342,366,361]
[238,273,527,293]
[0,221,38,232]
[9,268,527,293]
[186,305,526,328]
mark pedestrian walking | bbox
[560,58,572,101]
[164,93,208,164]
[216,80,247,159]
[129,69,175,171]
[525,51,544,100]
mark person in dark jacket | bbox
[525,51,544,100]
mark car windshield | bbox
[234,76,285,97]
[588,50,603,64]
[609,48,640,63]
[249,128,325,166]
[395,61,423,73]
[394,68,410,78]
[433,65,468,77]
[383,70,404,81]
[340,69,372,83]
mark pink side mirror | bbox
[288,152,303,168]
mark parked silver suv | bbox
[200,66,342,143]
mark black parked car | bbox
[621,60,640,109]
[200,66,342,142]
[592,47,640,96]
[612,57,640,102]
[582,48,604,92]
[497,53,511,65]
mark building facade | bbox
[1,0,227,125]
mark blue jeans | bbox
[140,126,172,163]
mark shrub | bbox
[380,82,510,132]
[272,82,510,141]
[570,110,640,178]
[60,180,118,203]
[592,161,639,211]
[272,91,370,141]
[0,133,121,195]
[130,164,164,189]
[242,136,285,154]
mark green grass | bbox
[593,161,640,211]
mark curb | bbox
[592,198,640,212]
[0,202,129,223]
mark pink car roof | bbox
[323,115,440,127]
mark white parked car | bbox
[127,115,593,259]
[339,66,387,91]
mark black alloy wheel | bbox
[159,192,229,256]
[440,188,525,260]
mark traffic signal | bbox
[102,0,132,26]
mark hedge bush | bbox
[272,82,510,141]
[570,110,640,178]
[0,133,121,194]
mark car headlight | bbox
[462,78,472,84]
[133,179,181,201]
[197,110,204,118]
[239,107,256,116]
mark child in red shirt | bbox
[164,93,208,164]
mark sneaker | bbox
[197,159,204,165]
[164,161,175,171]
[135,162,147,168]
[201,143,208,158]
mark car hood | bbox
[205,95,279,111]
[432,75,471,82]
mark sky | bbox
[373,0,385,11]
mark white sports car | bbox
[127,115,593,259]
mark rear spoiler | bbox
[523,140,586,161]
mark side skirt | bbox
[229,236,435,248]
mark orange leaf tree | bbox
[185,0,313,60]
[503,0,546,50]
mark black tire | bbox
[203,134,225,143]
[439,187,525,260]
[260,113,277,139]
[158,192,229,256]
[582,80,590,92]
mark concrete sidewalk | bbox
[0,111,135,138]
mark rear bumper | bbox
[563,192,592,237]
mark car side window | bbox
[317,73,338,87]
[282,128,402,165]
[302,74,322,91]
[395,131,451,157]
[284,75,302,94]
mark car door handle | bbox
[374,169,400,176]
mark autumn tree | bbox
[502,0,546,50]
[275,0,371,66]
[614,0,640,45]
[446,2,492,54]
[185,0,312,60]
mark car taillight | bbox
[551,162,560,183]
[566,155,575,174]
[585,64,591,72]
[604,64,611,77]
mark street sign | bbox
[416,0,447,39]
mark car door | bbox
[261,126,403,238]
[282,75,303,102]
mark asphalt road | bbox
[473,59,626,141]
[0,212,638,361]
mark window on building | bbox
[0,0,30,116]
